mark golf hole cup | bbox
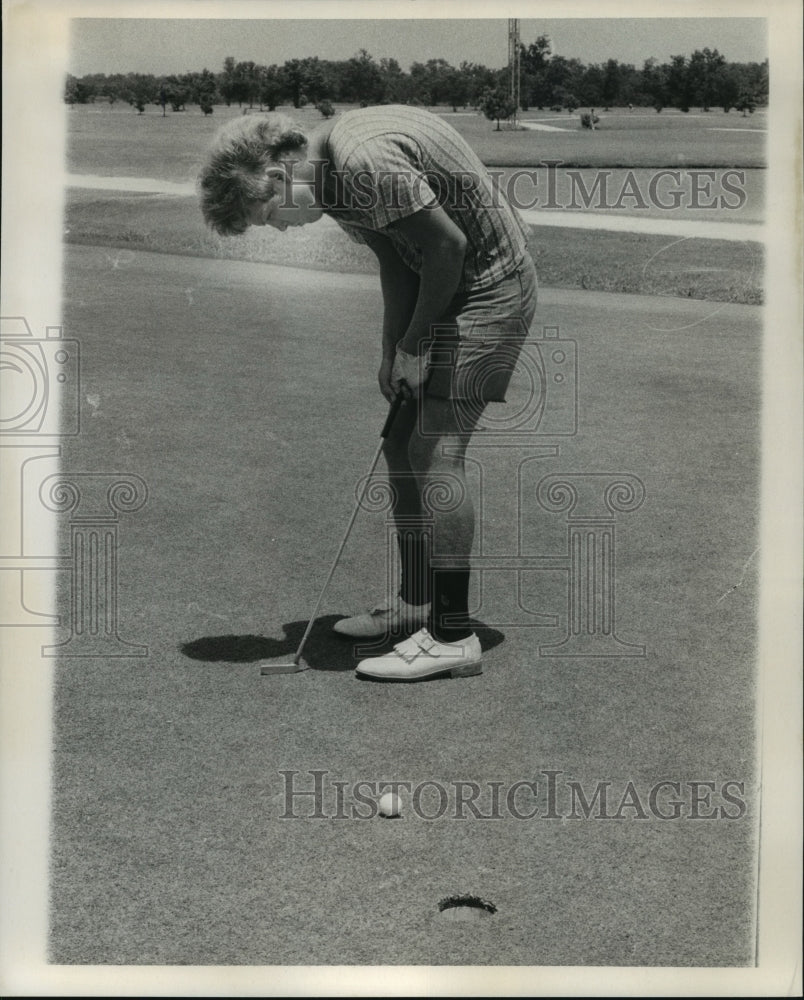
[379,792,402,818]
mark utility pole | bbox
[508,18,521,128]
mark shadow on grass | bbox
[180,616,505,673]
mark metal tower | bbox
[508,18,521,127]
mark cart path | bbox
[65,173,765,243]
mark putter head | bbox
[259,655,310,676]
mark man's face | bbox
[244,172,323,232]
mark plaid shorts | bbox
[425,253,538,403]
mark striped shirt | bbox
[323,105,529,291]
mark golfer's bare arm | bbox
[388,206,467,355]
[361,230,420,360]
[364,206,467,357]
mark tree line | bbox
[64,40,768,116]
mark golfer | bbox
[199,105,537,681]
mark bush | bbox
[316,100,335,118]
[478,87,517,130]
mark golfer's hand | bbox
[378,357,395,402]
[391,347,429,399]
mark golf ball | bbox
[379,792,402,817]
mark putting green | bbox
[50,244,760,965]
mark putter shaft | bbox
[261,395,405,676]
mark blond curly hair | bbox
[198,114,308,236]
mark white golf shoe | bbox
[355,628,482,681]
[332,595,431,639]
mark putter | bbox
[260,392,406,675]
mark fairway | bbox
[65,102,766,182]
[48,243,761,966]
[63,102,765,306]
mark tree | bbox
[459,61,497,107]
[442,67,468,111]
[409,58,457,106]
[717,64,742,112]
[687,47,726,111]
[747,58,768,104]
[192,68,219,107]
[478,87,516,130]
[219,56,237,105]
[64,74,94,104]
[521,34,551,76]
[641,57,668,110]
[64,74,79,105]
[379,57,412,103]
[544,55,584,107]
[161,75,190,111]
[300,57,327,104]
[280,59,306,108]
[233,61,262,108]
[279,58,327,108]
[735,90,757,116]
[578,64,605,106]
[601,59,622,106]
[666,54,691,111]
[260,66,283,110]
[342,49,384,104]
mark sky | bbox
[67,17,768,77]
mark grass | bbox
[64,189,764,305]
[446,107,766,169]
[50,243,761,966]
[63,102,766,304]
[66,103,767,182]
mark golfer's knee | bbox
[407,432,463,475]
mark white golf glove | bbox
[391,346,430,397]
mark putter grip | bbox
[380,393,405,438]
